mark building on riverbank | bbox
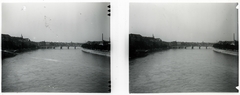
[2,34,39,58]
[129,33,169,58]
[2,34,39,51]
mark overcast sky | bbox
[2,3,110,43]
[130,3,238,42]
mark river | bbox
[2,47,110,92]
[130,48,238,93]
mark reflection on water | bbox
[2,48,110,92]
[130,49,238,93]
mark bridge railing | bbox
[170,45,212,49]
[39,45,82,49]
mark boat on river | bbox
[2,50,17,58]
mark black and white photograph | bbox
[129,3,238,93]
[2,2,110,92]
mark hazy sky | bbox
[130,3,238,42]
[2,3,110,43]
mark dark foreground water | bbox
[130,48,238,93]
[2,47,110,92]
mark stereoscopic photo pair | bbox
[2,2,238,93]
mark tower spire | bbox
[102,33,103,41]
[233,33,235,41]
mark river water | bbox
[2,47,110,92]
[130,48,238,93]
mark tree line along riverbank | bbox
[129,33,238,59]
[81,41,110,51]
[212,41,238,51]
[1,34,83,59]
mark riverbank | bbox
[212,48,238,56]
[81,48,110,57]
